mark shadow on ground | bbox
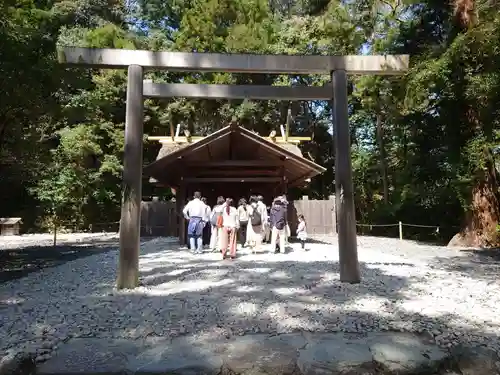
[428,248,500,282]
[2,238,499,374]
[78,243,500,346]
[0,241,118,283]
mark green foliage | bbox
[30,124,122,228]
[2,0,500,244]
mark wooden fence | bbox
[140,200,178,237]
[140,195,336,238]
[287,195,336,235]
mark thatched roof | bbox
[0,218,22,225]
[145,124,325,187]
[149,141,307,185]
[155,141,304,160]
[278,143,303,158]
[156,143,188,160]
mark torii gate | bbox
[57,47,409,289]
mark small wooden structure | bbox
[0,217,22,236]
[143,124,326,245]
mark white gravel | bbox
[1,234,499,363]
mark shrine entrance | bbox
[57,47,408,288]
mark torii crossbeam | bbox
[58,47,409,289]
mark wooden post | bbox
[329,194,337,234]
[178,184,187,246]
[332,70,360,284]
[117,64,144,290]
[53,222,57,247]
[399,221,403,241]
[279,166,286,196]
[170,120,175,141]
[175,190,182,239]
[285,107,292,142]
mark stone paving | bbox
[0,235,499,374]
[35,331,498,375]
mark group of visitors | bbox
[182,191,308,260]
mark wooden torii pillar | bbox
[57,47,409,288]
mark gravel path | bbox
[0,233,119,283]
[1,234,499,364]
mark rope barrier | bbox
[403,223,442,228]
[356,222,459,229]
[356,221,461,240]
[356,223,399,227]
[47,219,460,245]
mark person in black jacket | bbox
[269,197,287,254]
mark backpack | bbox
[210,206,222,227]
[250,209,262,226]
[216,214,223,228]
[273,205,287,230]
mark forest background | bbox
[1,0,499,247]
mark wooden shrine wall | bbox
[287,196,337,235]
[140,200,178,237]
[140,195,336,239]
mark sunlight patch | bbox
[230,302,259,316]
[246,267,272,274]
[139,279,235,296]
[273,287,309,296]
[0,297,25,306]
[344,297,392,315]
[276,316,325,331]
[268,270,290,279]
[234,285,262,293]
[167,269,191,276]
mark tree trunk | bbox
[453,0,476,26]
[376,113,389,203]
[448,147,500,248]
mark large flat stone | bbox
[127,336,224,375]
[35,332,463,375]
[368,332,449,374]
[0,351,36,375]
[266,333,308,351]
[297,333,375,375]
[37,338,141,375]
[222,334,301,375]
[451,345,500,375]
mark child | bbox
[296,215,307,250]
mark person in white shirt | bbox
[220,198,239,260]
[296,214,308,250]
[246,195,267,253]
[201,197,212,221]
[256,195,269,243]
[182,191,207,254]
[209,196,225,252]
